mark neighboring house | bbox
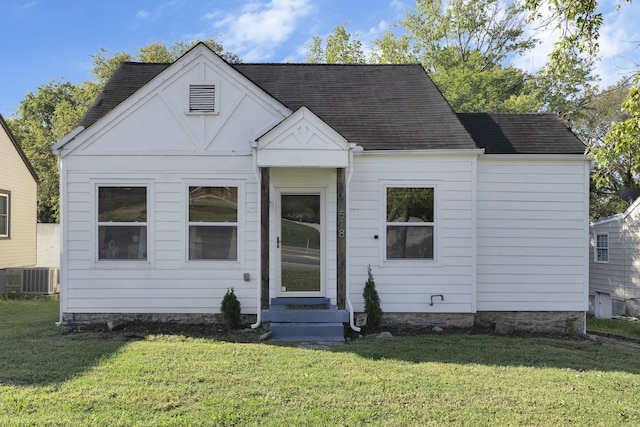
[52,43,590,339]
[589,196,640,318]
[0,114,38,293]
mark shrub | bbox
[221,288,241,329]
[363,265,383,329]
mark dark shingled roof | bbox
[457,113,586,154]
[78,62,477,151]
[77,58,585,154]
[233,64,476,151]
[79,62,170,129]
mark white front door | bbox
[276,189,325,297]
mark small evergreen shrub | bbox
[363,265,383,329]
[221,288,241,329]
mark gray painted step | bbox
[270,322,345,342]
[265,298,346,342]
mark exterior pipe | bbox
[346,145,361,332]
[251,146,262,329]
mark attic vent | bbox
[189,84,216,112]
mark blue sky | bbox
[1,0,639,117]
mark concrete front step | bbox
[270,322,345,342]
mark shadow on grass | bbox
[0,327,128,387]
[328,332,640,375]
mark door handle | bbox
[277,236,280,248]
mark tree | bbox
[372,0,544,112]
[305,24,366,64]
[9,39,237,222]
[363,265,383,329]
[9,81,98,222]
[570,79,633,219]
[593,74,640,209]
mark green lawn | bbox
[587,316,640,339]
[2,298,640,426]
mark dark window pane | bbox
[99,187,147,222]
[189,226,237,260]
[99,226,147,260]
[0,195,7,236]
[387,225,434,259]
[189,187,237,222]
[386,188,434,222]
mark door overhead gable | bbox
[54,43,291,157]
[255,106,351,168]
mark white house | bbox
[589,196,640,318]
[53,43,590,340]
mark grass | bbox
[2,299,640,426]
[587,316,640,339]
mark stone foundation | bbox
[62,312,257,328]
[381,312,474,330]
[62,310,585,336]
[474,311,585,335]
[380,311,584,335]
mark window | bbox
[188,186,238,260]
[595,233,609,263]
[189,84,216,113]
[386,187,434,260]
[0,191,9,238]
[97,187,147,260]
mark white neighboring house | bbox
[52,43,590,338]
[589,196,640,318]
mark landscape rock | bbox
[378,331,393,338]
[259,331,272,341]
[432,326,444,332]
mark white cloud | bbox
[208,0,315,61]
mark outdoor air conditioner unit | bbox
[21,268,60,295]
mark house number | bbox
[339,209,345,238]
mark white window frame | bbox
[93,182,153,268]
[186,81,220,115]
[594,232,609,263]
[381,182,439,265]
[185,181,243,265]
[0,191,9,239]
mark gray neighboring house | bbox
[589,196,640,317]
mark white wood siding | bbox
[348,152,477,313]
[61,155,259,314]
[476,157,589,311]
[0,124,37,269]
[590,202,640,301]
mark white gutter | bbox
[346,144,361,332]
[251,144,262,329]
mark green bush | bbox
[221,288,241,329]
[363,265,383,329]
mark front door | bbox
[277,190,324,296]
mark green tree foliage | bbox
[305,24,366,64]
[8,81,99,222]
[572,79,634,219]
[371,0,543,112]
[9,39,236,222]
[221,288,242,329]
[363,265,383,329]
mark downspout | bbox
[251,144,262,329]
[346,145,361,332]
